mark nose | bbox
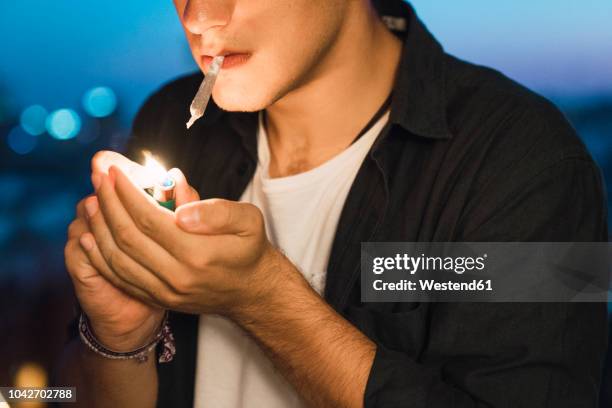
[182,0,233,35]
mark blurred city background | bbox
[0,0,611,406]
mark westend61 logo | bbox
[372,253,488,275]
[361,242,611,302]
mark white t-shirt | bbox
[193,110,390,408]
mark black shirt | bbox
[121,1,608,407]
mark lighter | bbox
[142,151,176,211]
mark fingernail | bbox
[91,173,101,191]
[178,207,200,228]
[79,234,94,251]
[85,197,99,218]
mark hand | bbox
[65,197,164,351]
[80,162,285,318]
[64,151,199,350]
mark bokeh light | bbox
[82,86,117,118]
[46,108,81,140]
[13,361,47,408]
[7,126,37,154]
[14,361,47,387]
[19,104,48,136]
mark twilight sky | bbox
[1,0,611,123]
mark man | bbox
[57,0,609,407]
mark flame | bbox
[143,150,169,185]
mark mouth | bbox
[201,52,251,70]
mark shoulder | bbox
[432,56,607,240]
[444,55,588,160]
[440,54,599,191]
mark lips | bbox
[201,53,251,70]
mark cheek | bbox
[210,1,343,111]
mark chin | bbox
[212,82,276,113]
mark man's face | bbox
[173,0,348,112]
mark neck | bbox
[264,4,402,178]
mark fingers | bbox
[65,238,98,284]
[92,151,200,212]
[95,171,247,268]
[78,232,168,308]
[66,200,93,273]
[91,150,150,189]
[176,198,263,236]
[108,166,197,261]
[73,195,97,223]
[68,217,89,240]
[85,181,181,287]
[69,188,187,311]
[66,199,106,287]
[168,168,200,207]
[81,200,179,308]
[92,150,138,175]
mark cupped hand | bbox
[64,150,200,350]
[79,164,283,318]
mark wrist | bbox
[229,246,311,326]
[79,311,176,364]
[89,313,164,352]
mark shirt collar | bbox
[376,1,453,140]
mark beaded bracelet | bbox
[78,311,176,364]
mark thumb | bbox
[168,168,200,207]
[175,198,262,235]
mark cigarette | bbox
[186,55,225,129]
